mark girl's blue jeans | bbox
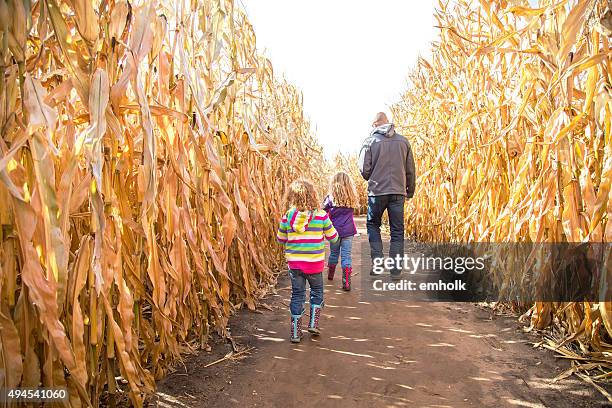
[328,236,353,269]
[288,269,323,316]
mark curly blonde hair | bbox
[329,172,358,208]
[284,179,319,211]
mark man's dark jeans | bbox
[367,194,405,275]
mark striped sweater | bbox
[276,207,339,274]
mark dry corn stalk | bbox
[0,0,323,406]
[393,0,612,392]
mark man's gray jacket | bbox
[358,123,415,198]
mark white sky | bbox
[239,1,436,157]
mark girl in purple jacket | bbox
[323,172,358,291]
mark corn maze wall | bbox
[393,0,612,389]
[0,0,325,405]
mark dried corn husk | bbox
[0,0,323,405]
[393,0,612,395]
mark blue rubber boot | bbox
[308,304,322,335]
[290,314,303,343]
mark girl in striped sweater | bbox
[277,180,339,343]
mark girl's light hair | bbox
[284,179,319,211]
[330,172,358,208]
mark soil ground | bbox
[152,218,610,408]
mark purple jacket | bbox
[323,195,357,238]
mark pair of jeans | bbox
[288,269,324,316]
[328,236,353,269]
[366,194,405,274]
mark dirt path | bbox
[153,218,608,408]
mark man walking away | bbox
[358,112,415,279]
